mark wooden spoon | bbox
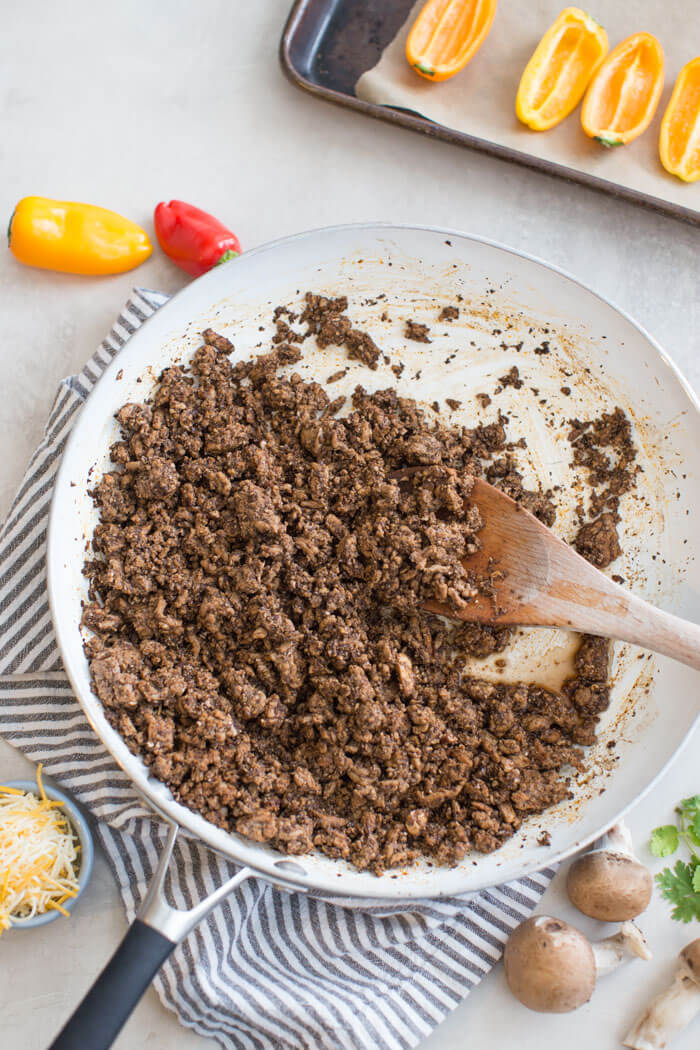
[403,473,700,672]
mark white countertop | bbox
[0,2,698,1048]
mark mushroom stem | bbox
[624,940,700,1050]
[623,960,700,1049]
[605,821,636,857]
[593,921,652,977]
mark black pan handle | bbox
[47,823,255,1050]
[48,919,175,1050]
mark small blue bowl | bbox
[3,779,94,929]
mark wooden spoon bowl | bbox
[395,471,700,672]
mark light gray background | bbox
[0,2,698,1049]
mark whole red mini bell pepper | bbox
[154,200,241,277]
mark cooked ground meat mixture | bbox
[569,408,638,515]
[568,406,639,567]
[439,306,460,322]
[82,296,623,874]
[498,366,524,391]
[405,320,432,343]
[574,512,622,568]
[326,368,348,384]
[301,293,381,369]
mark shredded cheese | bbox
[0,765,80,933]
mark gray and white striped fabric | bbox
[0,289,555,1050]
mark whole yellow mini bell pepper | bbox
[8,197,152,275]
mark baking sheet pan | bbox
[281,0,700,226]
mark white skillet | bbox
[46,224,700,1049]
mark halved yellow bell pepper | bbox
[581,32,664,147]
[516,8,608,131]
[8,197,152,275]
[659,57,700,182]
[406,0,497,82]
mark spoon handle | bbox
[532,549,700,671]
[572,593,700,671]
[622,598,700,672]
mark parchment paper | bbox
[356,0,700,219]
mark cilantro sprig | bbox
[650,795,700,922]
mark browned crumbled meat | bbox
[202,328,233,353]
[476,393,492,408]
[405,320,431,343]
[518,491,557,528]
[575,635,610,683]
[454,623,514,657]
[273,305,298,324]
[537,830,552,846]
[326,368,348,383]
[498,366,523,390]
[301,293,381,368]
[346,330,381,369]
[439,306,460,322]
[446,398,462,411]
[563,672,611,743]
[391,362,405,378]
[568,407,639,517]
[574,513,622,568]
[486,456,557,527]
[82,296,625,875]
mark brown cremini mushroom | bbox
[624,939,700,1049]
[504,916,652,1013]
[505,916,596,1013]
[567,822,653,921]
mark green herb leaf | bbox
[656,861,700,923]
[650,825,679,858]
[650,796,700,921]
[680,795,700,819]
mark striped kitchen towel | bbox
[0,289,555,1050]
